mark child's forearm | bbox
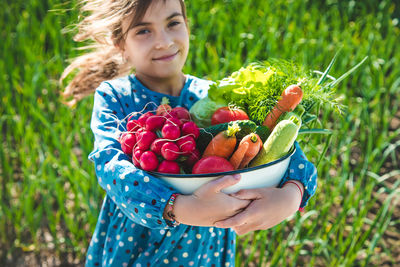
[282,180,304,212]
[170,194,196,224]
[163,194,220,226]
[164,194,234,226]
[162,194,192,225]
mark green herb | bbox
[208,56,366,125]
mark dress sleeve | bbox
[88,82,177,229]
[278,141,318,209]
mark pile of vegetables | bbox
[188,56,367,173]
[119,56,367,175]
[192,85,304,174]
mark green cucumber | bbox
[277,104,305,124]
[249,115,301,166]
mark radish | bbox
[128,113,138,122]
[119,132,136,155]
[176,135,196,154]
[132,147,144,167]
[136,130,157,150]
[127,119,141,132]
[161,123,181,140]
[181,121,200,139]
[183,148,200,167]
[156,97,172,116]
[170,107,191,122]
[164,117,183,128]
[150,138,168,155]
[117,131,126,143]
[161,142,180,161]
[135,127,145,138]
[145,115,166,131]
[157,160,181,174]
[139,151,159,171]
[192,156,234,174]
[138,112,154,127]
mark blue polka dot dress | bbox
[85,74,317,267]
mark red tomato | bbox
[211,107,249,125]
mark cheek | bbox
[179,32,190,53]
[175,27,189,45]
[126,43,147,62]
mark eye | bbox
[168,21,181,27]
[137,29,150,35]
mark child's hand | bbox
[214,182,303,235]
[173,174,251,227]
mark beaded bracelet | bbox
[283,180,304,211]
[164,193,180,227]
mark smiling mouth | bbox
[153,51,179,61]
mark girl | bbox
[61,0,317,266]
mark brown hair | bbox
[60,0,187,106]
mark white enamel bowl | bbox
[150,147,296,194]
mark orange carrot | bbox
[202,123,240,159]
[263,84,303,130]
[229,142,249,169]
[229,133,263,169]
[239,133,262,169]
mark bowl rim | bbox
[149,146,296,178]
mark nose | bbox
[155,30,173,49]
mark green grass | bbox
[1,0,399,265]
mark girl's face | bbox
[122,0,189,82]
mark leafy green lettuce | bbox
[189,96,227,128]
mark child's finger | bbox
[237,199,251,211]
[214,208,250,228]
[233,224,254,236]
[197,174,241,194]
[230,189,262,200]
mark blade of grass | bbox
[316,49,341,85]
[328,56,369,88]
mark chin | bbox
[153,68,184,79]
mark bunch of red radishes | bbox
[118,105,201,174]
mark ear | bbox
[113,37,122,51]
[113,38,128,61]
[123,51,130,62]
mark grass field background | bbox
[1,0,399,266]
